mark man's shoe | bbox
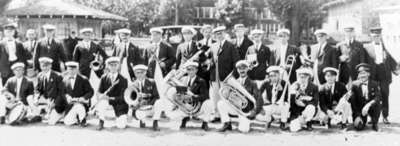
[29,116,42,123]
[383,117,391,125]
[211,117,221,123]
[96,120,104,131]
[305,122,313,131]
[152,120,159,131]
[0,117,5,124]
[338,122,347,129]
[139,120,146,128]
[80,118,87,127]
[218,122,232,132]
[372,124,379,131]
[201,122,209,131]
[280,122,288,130]
[179,117,190,129]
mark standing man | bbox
[33,24,67,72]
[269,29,302,83]
[350,63,381,131]
[23,29,38,60]
[34,57,67,125]
[246,29,271,81]
[63,31,81,60]
[72,28,107,78]
[196,24,215,84]
[363,27,398,124]
[63,61,94,127]
[147,28,176,77]
[233,24,253,60]
[175,27,199,69]
[208,26,240,121]
[309,29,338,85]
[94,57,128,130]
[0,22,28,85]
[0,62,34,125]
[337,26,369,84]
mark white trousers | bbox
[316,98,352,124]
[289,105,316,132]
[263,103,290,123]
[210,82,221,117]
[217,101,266,133]
[64,103,86,126]
[96,100,127,129]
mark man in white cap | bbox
[23,29,38,59]
[217,60,263,132]
[207,26,240,122]
[176,27,199,69]
[309,29,338,85]
[33,24,66,72]
[198,24,215,49]
[72,28,107,78]
[0,62,34,125]
[0,22,28,85]
[336,26,369,84]
[124,64,159,131]
[94,57,128,130]
[363,27,399,124]
[34,57,67,124]
[245,29,271,81]
[233,24,253,60]
[259,66,290,130]
[147,27,176,77]
[289,67,318,132]
[317,67,350,129]
[63,61,94,127]
[269,28,302,83]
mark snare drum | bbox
[7,103,27,124]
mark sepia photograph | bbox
[0,0,399,145]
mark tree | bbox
[266,0,328,45]
[0,0,12,14]
[156,0,197,25]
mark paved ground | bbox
[1,76,400,146]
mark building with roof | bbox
[4,0,128,39]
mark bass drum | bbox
[7,103,27,124]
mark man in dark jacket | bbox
[233,24,253,60]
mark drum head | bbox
[7,104,27,124]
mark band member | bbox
[124,64,159,130]
[63,61,94,127]
[95,57,128,130]
[146,28,176,78]
[317,67,351,129]
[34,57,67,125]
[33,24,67,72]
[337,26,369,84]
[72,28,107,78]
[0,62,34,125]
[350,63,381,131]
[246,29,270,80]
[63,31,81,60]
[309,29,338,85]
[198,25,215,49]
[269,29,302,83]
[363,27,399,124]
[259,66,289,130]
[176,27,198,69]
[289,67,318,132]
[208,26,240,120]
[233,24,253,60]
[0,22,29,85]
[218,60,263,132]
[23,29,38,59]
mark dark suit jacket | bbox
[4,77,34,105]
[98,74,128,116]
[36,71,66,113]
[364,42,398,83]
[338,40,369,82]
[129,78,159,106]
[0,41,29,80]
[349,80,381,117]
[319,82,347,113]
[290,82,319,116]
[113,42,147,79]
[269,44,302,83]
[63,36,81,60]
[235,36,253,60]
[242,78,263,117]
[210,41,240,81]
[247,44,271,80]
[183,76,209,103]
[260,80,288,103]
[175,41,198,69]
[147,41,176,77]
[63,75,94,102]
[33,38,66,72]
[311,44,339,84]
[72,41,108,78]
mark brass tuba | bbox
[219,73,256,116]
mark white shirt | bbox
[82,40,91,49]
[137,78,145,91]
[326,82,335,94]
[5,39,17,61]
[68,75,77,89]
[109,73,118,82]
[44,71,51,81]
[373,43,384,64]
[279,43,288,66]
[15,77,23,98]
[236,37,244,47]
[318,42,327,56]
[361,81,368,99]
[153,41,161,58]
[237,76,247,85]
[187,76,196,86]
